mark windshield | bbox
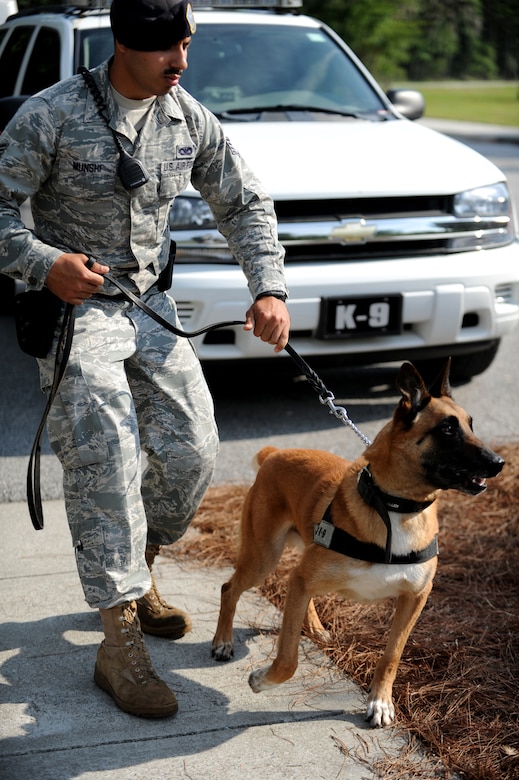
[181,23,387,118]
[76,28,114,71]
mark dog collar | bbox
[357,465,434,515]
[313,468,438,565]
[356,465,435,563]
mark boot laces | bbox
[118,609,161,685]
[147,577,169,609]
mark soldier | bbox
[0,0,289,718]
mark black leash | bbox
[99,265,245,338]
[27,302,75,530]
[98,274,372,445]
[27,273,370,529]
[26,274,246,530]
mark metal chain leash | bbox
[318,392,373,447]
[284,343,372,447]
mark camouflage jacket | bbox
[0,59,287,299]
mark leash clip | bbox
[320,394,373,447]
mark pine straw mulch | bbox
[164,443,519,780]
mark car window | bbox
[181,23,385,117]
[0,25,34,97]
[21,26,60,95]
[76,28,114,71]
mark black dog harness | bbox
[313,466,439,565]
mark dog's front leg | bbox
[366,584,432,727]
[249,569,310,693]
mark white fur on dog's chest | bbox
[340,560,432,602]
[337,512,434,602]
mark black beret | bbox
[110,0,196,51]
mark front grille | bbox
[274,195,452,221]
[174,195,512,263]
[282,239,448,263]
[272,196,512,262]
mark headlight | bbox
[170,196,216,229]
[449,182,513,251]
[453,183,510,218]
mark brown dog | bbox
[212,360,504,727]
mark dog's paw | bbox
[305,626,331,642]
[211,641,234,662]
[365,696,395,728]
[248,666,276,693]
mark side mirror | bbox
[386,88,425,121]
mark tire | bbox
[414,341,500,386]
[450,341,500,381]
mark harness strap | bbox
[313,501,438,565]
[356,465,434,563]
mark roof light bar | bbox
[191,0,302,9]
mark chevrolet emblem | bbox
[330,219,376,244]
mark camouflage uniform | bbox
[0,60,287,609]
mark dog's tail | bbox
[252,446,278,472]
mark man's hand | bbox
[244,296,290,353]
[45,253,109,305]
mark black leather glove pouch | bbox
[14,287,65,358]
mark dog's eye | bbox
[439,419,457,436]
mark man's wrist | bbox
[255,290,287,303]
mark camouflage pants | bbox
[39,291,219,609]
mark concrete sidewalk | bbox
[0,499,447,780]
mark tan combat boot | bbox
[137,544,193,639]
[94,601,178,718]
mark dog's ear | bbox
[428,357,452,399]
[396,362,430,413]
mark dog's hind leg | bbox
[303,598,327,638]
[249,566,311,692]
[365,584,432,727]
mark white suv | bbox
[1,0,518,380]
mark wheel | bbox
[450,341,500,381]
[414,342,500,386]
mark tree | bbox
[482,0,519,78]
[302,0,517,80]
[303,0,421,84]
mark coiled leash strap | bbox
[27,302,75,531]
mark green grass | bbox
[396,81,519,126]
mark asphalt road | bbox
[1,137,518,504]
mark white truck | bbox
[0,0,517,380]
